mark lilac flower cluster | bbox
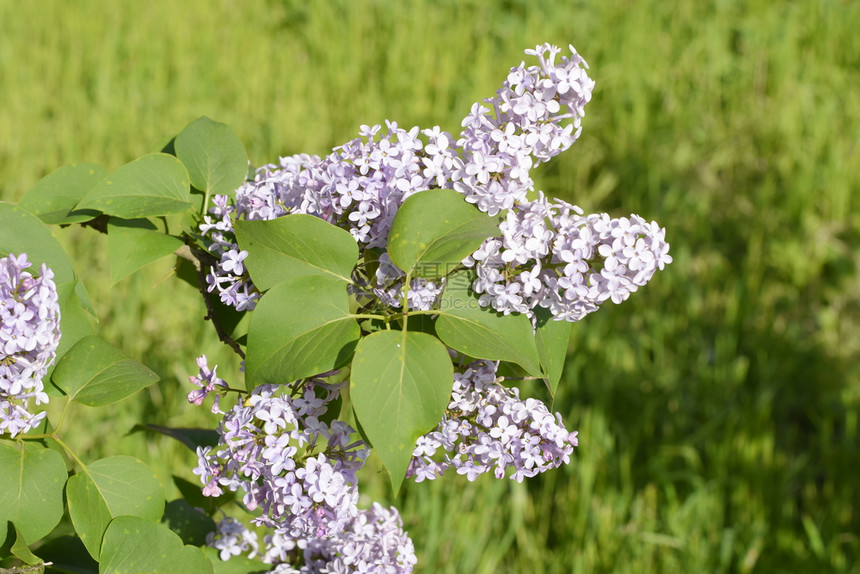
[191,359,416,571]
[199,195,260,311]
[453,43,594,215]
[299,502,417,573]
[466,195,673,322]
[0,253,61,438]
[207,503,416,573]
[407,359,578,483]
[192,372,368,540]
[197,43,599,315]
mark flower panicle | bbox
[0,253,61,438]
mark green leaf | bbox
[0,442,66,544]
[106,217,183,284]
[202,547,269,574]
[24,417,71,471]
[75,278,97,317]
[404,314,437,336]
[387,189,500,279]
[175,116,249,200]
[435,272,542,376]
[0,202,76,285]
[0,520,11,559]
[67,456,165,560]
[11,522,41,565]
[99,516,212,574]
[350,330,453,492]
[56,281,98,353]
[130,424,219,451]
[245,276,360,389]
[161,499,216,547]
[17,163,107,224]
[534,307,572,395]
[234,214,359,291]
[76,153,192,218]
[46,280,97,392]
[52,336,159,406]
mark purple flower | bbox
[407,359,578,483]
[465,195,671,322]
[220,249,249,275]
[195,379,368,541]
[247,503,417,572]
[207,517,259,561]
[187,355,229,412]
[452,44,595,215]
[1,253,61,438]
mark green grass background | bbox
[2,0,859,571]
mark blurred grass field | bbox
[2,0,859,571]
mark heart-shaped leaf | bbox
[162,499,217,547]
[67,456,165,559]
[534,306,572,395]
[107,217,183,284]
[52,335,159,406]
[387,189,500,279]
[435,272,542,376]
[235,214,358,291]
[245,276,359,389]
[99,516,212,574]
[175,116,249,200]
[0,202,76,285]
[17,163,107,224]
[350,330,453,492]
[0,442,66,544]
[77,153,192,218]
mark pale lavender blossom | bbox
[465,195,672,322]
[187,354,230,413]
[300,503,417,573]
[407,359,578,483]
[213,503,417,573]
[198,370,414,572]
[453,43,595,215]
[193,373,369,541]
[191,42,674,574]
[0,253,61,437]
[197,44,604,317]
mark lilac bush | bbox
[0,42,670,573]
[189,43,668,573]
